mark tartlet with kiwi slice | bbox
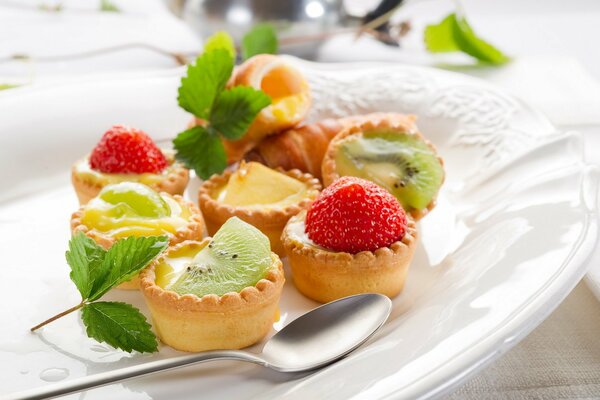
[71,182,205,289]
[198,161,321,256]
[321,113,445,220]
[140,217,285,352]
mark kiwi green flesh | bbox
[168,217,272,298]
[99,182,170,218]
[335,131,444,212]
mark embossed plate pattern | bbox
[0,59,598,399]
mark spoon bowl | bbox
[263,293,392,372]
[11,293,392,400]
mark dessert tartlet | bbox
[71,182,205,289]
[72,125,189,204]
[198,161,321,256]
[140,217,285,352]
[282,177,417,303]
[191,54,311,164]
[321,113,444,220]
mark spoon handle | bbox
[8,350,266,400]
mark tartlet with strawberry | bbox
[281,177,417,303]
[72,125,189,204]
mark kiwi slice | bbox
[335,131,444,213]
[99,182,170,218]
[168,217,272,297]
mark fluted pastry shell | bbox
[140,240,285,352]
[282,211,418,303]
[71,195,206,289]
[198,168,321,256]
[321,113,444,220]
[71,155,189,205]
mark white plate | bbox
[0,59,598,400]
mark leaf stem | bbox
[30,302,85,332]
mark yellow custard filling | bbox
[74,152,176,186]
[155,242,205,289]
[213,162,311,209]
[81,183,191,238]
[260,64,309,123]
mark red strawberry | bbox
[305,176,407,254]
[89,125,168,174]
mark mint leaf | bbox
[65,233,106,299]
[178,49,234,119]
[82,302,157,353]
[173,125,227,179]
[425,13,510,65]
[242,24,278,60]
[204,31,236,60]
[210,86,271,140]
[88,236,168,301]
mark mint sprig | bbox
[173,32,272,180]
[173,125,227,179]
[425,13,510,65]
[31,233,168,353]
[178,49,234,120]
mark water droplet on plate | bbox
[20,369,29,375]
[90,344,110,353]
[39,367,69,382]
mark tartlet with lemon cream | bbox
[71,182,205,289]
[140,217,284,352]
[198,161,320,256]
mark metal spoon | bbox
[11,293,392,400]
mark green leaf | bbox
[424,14,460,52]
[65,232,106,299]
[88,236,168,301]
[178,49,234,119]
[203,31,236,60]
[242,24,278,60]
[210,86,271,140]
[173,125,227,179]
[424,13,510,65]
[99,0,120,12]
[82,302,157,353]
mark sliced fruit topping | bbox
[89,125,168,174]
[168,217,272,297]
[218,161,306,206]
[99,182,170,218]
[334,130,444,214]
[306,177,407,254]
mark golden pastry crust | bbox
[71,157,189,205]
[71,195,206,290]
[140,240,285,352]
[198,168,321,256]
[282,212,418,303]
[321,113,444,221]
[225,54,311,163]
